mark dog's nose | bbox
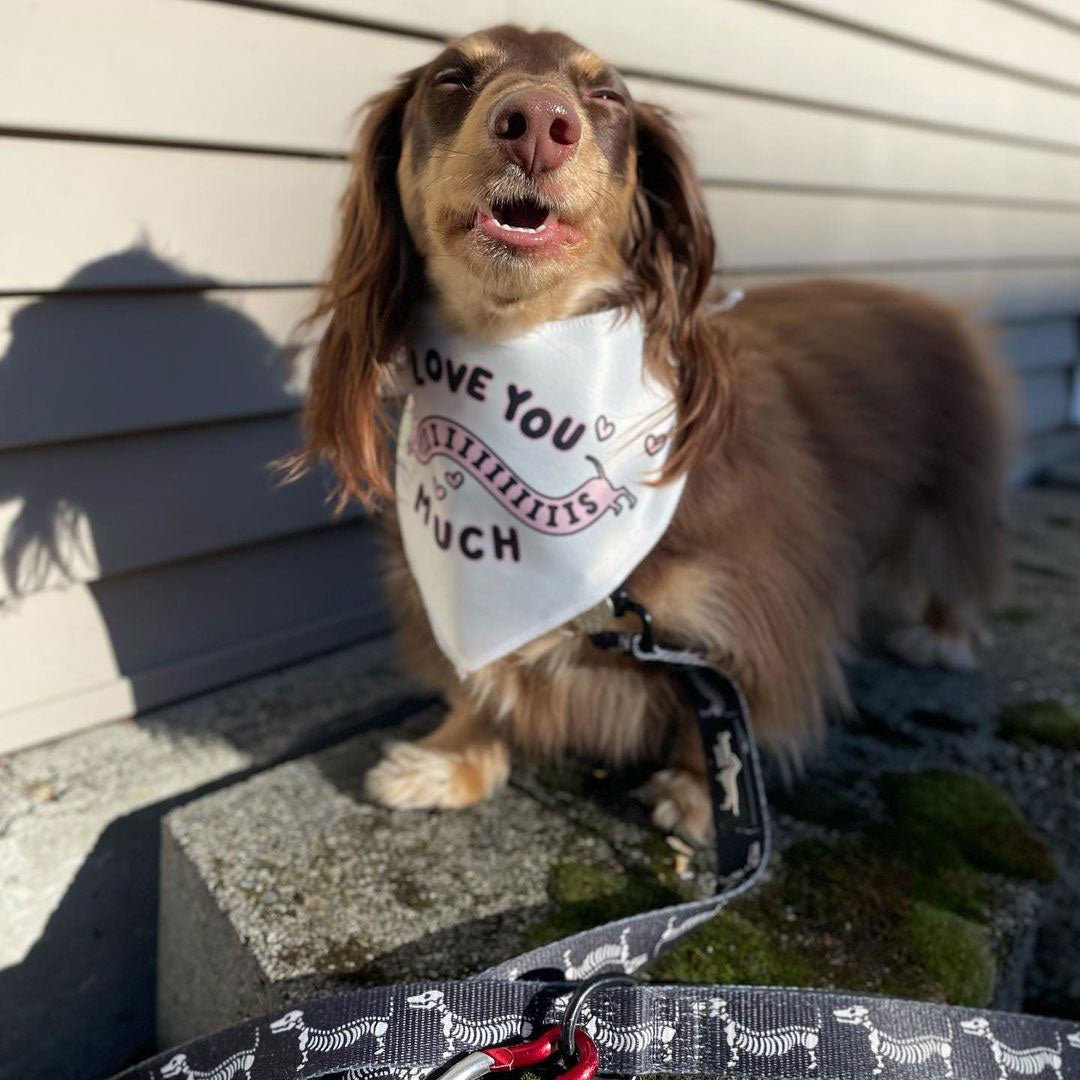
[489,89,581,175]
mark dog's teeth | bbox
[493,217,548,234]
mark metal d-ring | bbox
[609,588,654,653]
[559,973,638,1064]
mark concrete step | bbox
[157,485,1080,1054]
[0,633,429,1080]
[159,712,1047,1051]
[157,709,681,1045]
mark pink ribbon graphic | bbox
[409,414,637,536]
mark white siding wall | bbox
[2,0,1078,753]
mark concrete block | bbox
[158,711,652,1045]
[159,717,1047,1050]
[0,634,426,1080]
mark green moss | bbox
[548,858,620,905]
[531,770,1043,1007]
[903,902,996,1007]
[909,863,993,922]
[996,605,1039,625]
[639,832,697,891]
[999,700,1080,751]
[624,834,995,1005]
[649,909,817,987]
[647,837,998,1005]
[527,857,684,950]
[278,933,375,978]
[770,778,863,830]
[744,839,944,1001]
[773,839,910,931]
[880,770,1055,883]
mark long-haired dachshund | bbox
[288,25,1010,843]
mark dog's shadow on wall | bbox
[0,246,306,1080]
[0,244,298,622]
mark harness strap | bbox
[114,636,1080,1080]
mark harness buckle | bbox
[609,587,654,653]
[437,1025,598,1080]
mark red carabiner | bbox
[436,1024,598,1080]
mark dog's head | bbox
[396,26,645,321]
[297,24,730,506]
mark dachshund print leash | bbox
[114,632,1080,1080]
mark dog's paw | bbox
[641,767,714,847]
[364,740,507,810]
[885,624,979,671]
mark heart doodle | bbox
[595,415,615,442]
[434,482,447,500]
[644,432,667,456]
[445,470,464,489]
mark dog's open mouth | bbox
[491,197,552,232]
[476,196,577,252]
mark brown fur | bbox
[289,26,1010,842]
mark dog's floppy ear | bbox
[286,72,422,508]
[629,102,735,479]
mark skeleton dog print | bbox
[139,987,1080,1080]
[396,305,686,674]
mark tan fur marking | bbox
[569,49,607,79]
[457,34,498,63]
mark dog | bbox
[286,25,1010,843]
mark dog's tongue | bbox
[492,198,549,229]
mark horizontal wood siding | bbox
[781,0,1080,90]
[0,522,391,755]
[8,138,1080,293]
[1,0,1077,751]
[0,289,313,450]
[0,416,361,598]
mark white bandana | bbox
[395,305,687,676]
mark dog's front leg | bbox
[365,692,510,811]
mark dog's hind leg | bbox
[886,592,995,671]
[365,695,510,810]
[885,448,1007,672]
[884,315,1010,672]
